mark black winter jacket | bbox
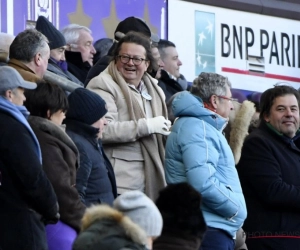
[237,121,300,250]
[0,112,58,250]
[65,119,117,206]
[158,70,184,102]
[65,51,92,83]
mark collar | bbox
[17,105,30,119]
[64,119,99,139]
[65,50,91,68]
[265,122,300,140]
[49,57,68,72]
[128,80,145,94]
[165,70,177,80]
[261,121,300,151]
[8,58,35,73]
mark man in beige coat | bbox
[87,32,170,201]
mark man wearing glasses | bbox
[164,72,247,250]
[86,31,170,202]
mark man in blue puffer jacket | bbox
[165,72,247,250]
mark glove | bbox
[146,116,171,136]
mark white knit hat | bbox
[113,191,163,237]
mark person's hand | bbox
[146,116,171,136]
[41,203,60,225]
[41,212,60,225]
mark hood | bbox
[28,116,78,156]
[229,100,255,164]
[79,205,147,245]
[172,91,228,131]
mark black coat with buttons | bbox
[237,121,300,250]
[65,119,117,207]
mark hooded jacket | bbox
[165,91,247,238]
[73,205,147,250]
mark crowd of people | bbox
[0,14,299,250]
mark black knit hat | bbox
[67,88,107,125]
[36,15,66,50]
[114,16,151,41]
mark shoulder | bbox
[172,117,206,142]
[67,131,89,149]
[87,69,118,94]
[0,112,26,133]
[244,127,271,145]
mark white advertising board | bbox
[168,0,300,92]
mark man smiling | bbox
[237,85,300,250]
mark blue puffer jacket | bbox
[165,91,247,238]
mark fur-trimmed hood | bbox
[28,115,78,156]
[73,205,147,250]
[229,100,255,164]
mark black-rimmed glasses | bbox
[117,55,148,66]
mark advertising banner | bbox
[169,0,300,92]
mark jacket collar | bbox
[64,119,99,139]
[65,50,91,68]
[8,58,35,73]
[28,115,79,156]
[173,91,228,131]
[260,121,300,152]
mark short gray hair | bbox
[61,24,92,45]
[190,72,231,102]
[9,29,49,63]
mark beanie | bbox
[66,88,107,125]
[113,191,163,237]
[36,15,66,50]
[114,16,151,41]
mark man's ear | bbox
[5,89,13,101]
[209,95,218,109]
[263,113,269,122]
[46,110,51,120]
[145,60,150,71]
[34,53,41,66]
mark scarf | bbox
[108,62,167,200]
[49,57,68,72]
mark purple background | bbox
[0,0,167,41]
